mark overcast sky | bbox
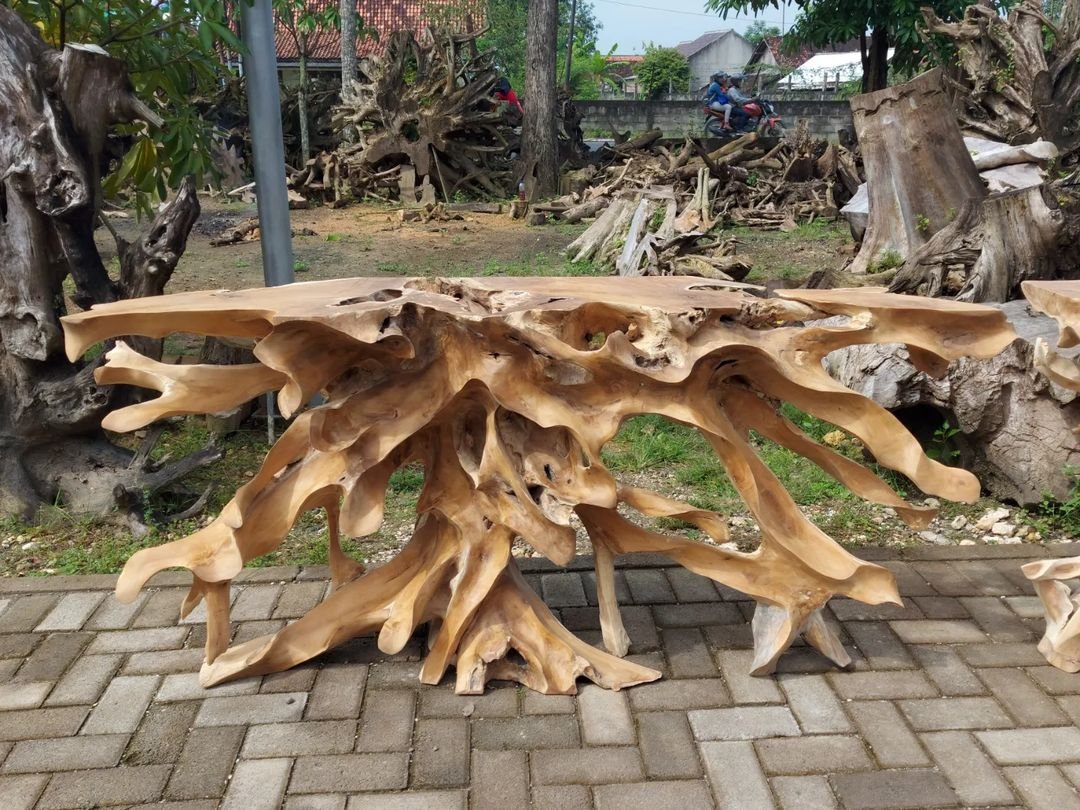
[591,0,800,54]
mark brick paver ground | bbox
[3,543,1080,809]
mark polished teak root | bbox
[63,277,1014,694]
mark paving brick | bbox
[522,691,574,714]
[976,727,1080,764]
[898,696,1014,730]
[2,733,127,773]
[830,598,923,622]
[908,645,985,696]
[1061,763,1080,792]
[232,619,286,645]
[911,561,986,596]
[978,667,1068,726]
[85,592,147,630]
[882,561,935,596]
[1005,595,1045,618]
[960,597,1035,642]
[45,653,120,706]
[285,797,346,810]
[830,768,958,809]
[243,719,356,757]
[654,602,741,627]
[921,730,1017,806]
[15,632,91,681]
[637,711,701,778]
[593,779,714,810]
[289,753,409,792]
[89,626,188,654]
[530,746,643,785]
[231,585,282,620]
[123,648,206,675]
[704,620,754,650]
[623,569,676,603]
[421,684,517,718]
[0,774,48,810]
[688,705,800,741]
[0,706,88,741]
[911,596,969,619]
[700,740,774,810]
[412,718,469,787]
[846,701,928,767]
[889,619,986,644]
[195,692,307,726]
[470,750,528,810]
[958,642,1047,667]
[125,701,201,765]
[541,572,587,607]
[1005,765,1080,810]
[780,673,851,733]
[717,649,783,702]
[272,581,327,619]
[34,592,106,631]
[1,594,59,631]
[0,681,51,710]
[82,674,159,734]
[156,672,260,702]
[1029,665,1080,695]
[366,660,422,687]
[579,683,635,744]
[532,785,592,810]
[166,726,246,800]
[237,566,298,583]
[261,667,319,693]
[622,604,661,652]
[581,569,632,607]
[471,715,579,749]
[301,663,367,720]
[962,560,1025,596]
[756,735,873,775]
[37,765,172,810]
[345,791,465,810]
[846,621,916,670]
[828,670,937,700]
[222,757,292,810]
[355,689,415,752]
[665,567,721,602]
[0,634,39,659]
[628,677,730,711]
[133,589,186,627]
[771,775,837,809]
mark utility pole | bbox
[562,0,578,91]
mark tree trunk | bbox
[340,0,357,94]
[0,8,206,519]
[861,27,890,93]
[562,0,577,92]
[298,50,311,162]
[522,0,560,197]
[848,69,987,274]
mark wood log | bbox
[565,197,633,262]
[848,69,987,274]
[613,128,662,153]
[560,197,609,223]
[63,277,1014,690]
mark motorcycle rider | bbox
[726,74,753,130]
[703,72,732,130]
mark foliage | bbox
[9,0,239,213]
[567,44,623,99]
[743,19,780,45]
[926,420,962,465]
[636,44,691,99]
[273,0,340,55]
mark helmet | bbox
[730,73,744,86]
[494,77,510,93]
[710,72,726,84]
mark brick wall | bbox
[577,99,854,141]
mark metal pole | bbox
[239,0,294,443]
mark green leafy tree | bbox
[743,19,780,45]
[567,44,622,99]
[274,0,340,161]
[705,0,1011,93]
[8,0,238,212]
[636,44,690,99]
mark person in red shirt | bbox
[493,77,524,114]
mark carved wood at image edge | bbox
[1021,281,1080,672]
[63,278,1015,694]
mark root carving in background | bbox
[64,278,1015,693]
[1021,280,1080,672]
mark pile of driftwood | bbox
[558,123,861,278]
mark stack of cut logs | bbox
[559,122,862,278]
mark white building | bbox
[778,49,896,91]
[675,30,756,92]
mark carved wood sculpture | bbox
[63,278,1015,693]
[1020,280,1080,671]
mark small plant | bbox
[946,206,957,222]
[325,233,344,242]
[927,420,962,465]
[869,249,904,272]
[234,258,251,268]
[745,171,759,187]
[916,214,931,234]
[293,259,310,273]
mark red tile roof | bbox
[275,0,486,63]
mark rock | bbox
[951,515,969,530]
[982,534,999,543]
[924,498,941,508]
[20,541,35,551]
[959,538,977,545]
[919,530,950,545]
[990,521,1016,536]
[729,516,749,527]
[826,300,1080,504]
[976,508,1011,531]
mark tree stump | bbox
[1021,280,1080,672]
[848,69,987,275]
[64,277,1015,693]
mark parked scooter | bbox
[704,98,785,138]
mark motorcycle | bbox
[704,98,785,138]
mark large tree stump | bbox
[848,69,987,275]
[64,278,1015,693]
[1020,281,1080,671]
[0,8,204,519]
